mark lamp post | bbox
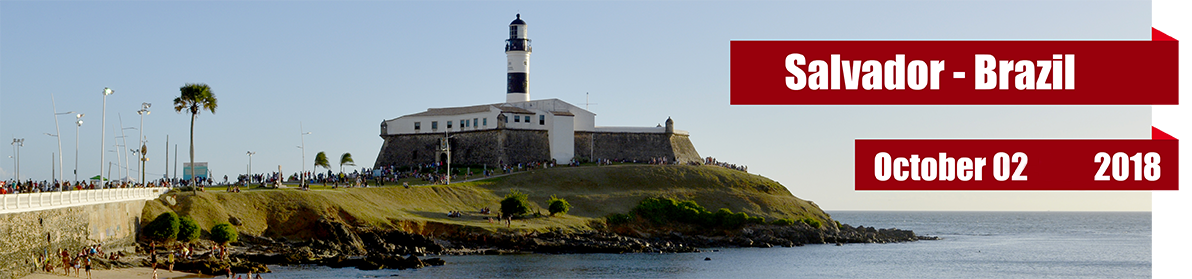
[10,138,23,181]
[99,87,114,185]
[50,94,74,184]
[75,114,84,182]
[137,103,150,184]
[247,151,255,181]
[441,130,454,184]
[44,133,59,184]
[118,114,136,183]
[299,123,311,187]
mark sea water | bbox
[267,211,1150,278]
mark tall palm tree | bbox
[174,83,217,194]
[314,151,331,186]
[340,152,355,174]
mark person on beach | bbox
[150,248,158,271]
[60,249,70,276]
[168,250,175,272]
[84,256,92,279]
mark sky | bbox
[0,0,1155,211]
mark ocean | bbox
[266,211,1151,278]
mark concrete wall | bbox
[0,199,147,279]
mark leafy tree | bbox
[547,195,570,216]
[173,83,217,194]
[144,212,180,243]
[500,190,531,218]
[340,153,355,174]
[314,151,331,185]
[177,216,200,243]
[210,223,238,245]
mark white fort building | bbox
[374,14,700,168]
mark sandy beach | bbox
[21,267,213,279]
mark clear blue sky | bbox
[1,0,1153,210]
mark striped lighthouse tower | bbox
[505,14,531,103]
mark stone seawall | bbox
[574,132,701,164]
[0,199,146,279]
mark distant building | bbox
[374,14,700,168]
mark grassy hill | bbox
[143,164,832,238]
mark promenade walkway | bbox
[0,187,169,214]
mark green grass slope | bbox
[143,165,832,237]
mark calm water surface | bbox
[267,211,1150,278]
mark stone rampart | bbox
[374,129,551,167]
[574,132,701,164]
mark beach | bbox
[22,267,208,279]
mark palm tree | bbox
[340,153,355,174]
[174,83,217,195]
[314,151,331,186]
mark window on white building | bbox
[432,121,438,130]
[474,118,479,128]
[447,121,453,129]
[514,115,520,122]
[483,118,488,126]
[539,115,545,125]
[414,122,421,130]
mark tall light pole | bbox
[441,130,454,184]
[74,113,84,182]
[299,122,311,187]
[247,151,256,183]
[10,138,23,181]
[44,133,59,184]
[137,103,151,185]
[99,87,114,184]
[118,113,136,182]
[50,94,74,184]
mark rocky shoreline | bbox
[139,219,937,274]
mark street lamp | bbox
[44,133,59,185]
[137,103,150,184]
[247,151,256,183]
[118,113,137,183]
[99,87,114,185]
[10,138,23,181]
[50,94,74,184]
[299,122,312,187]
[441,131,454,184]
[75,114,84,182]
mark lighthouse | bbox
[505,14,531,103]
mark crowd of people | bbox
[35,244,111,279]
[0,179,163,195]
[705,157,747,172]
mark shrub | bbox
[177,216,200,243]
[547,195,571,216]
[800,217,823,228]
[500,190,531,218]
[210,223,238,245]
[606,213,633,225]
[772,218,796,226]
[144,212,180,243]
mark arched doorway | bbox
[439,153,448,164]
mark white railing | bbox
[0,187,169,214]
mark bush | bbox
[800,217,823,228]
[144,212,180,243]
[177,216,200,243]
[606,213,633,225]
[772,218,796,226]
[547,195,570,216]
[210,223,237,245]
[500,190,531,218]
